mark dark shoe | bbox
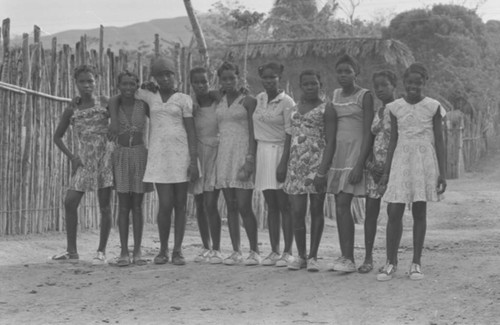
[358,262,374,274]
[172,251,186,266]
[154,254,169,265]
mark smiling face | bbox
[153,70,176,91]
[373,75,395,104]
[336,63,356,88]
[404,72,425,102]
[118,75,139,99]
[191,72,209,97]
[219,69,238,93]
[300,74,321,100]
[260,68,280,93]
[75,71,95,96]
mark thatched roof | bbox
[226,37,415,67]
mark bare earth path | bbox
[1,149,499,325]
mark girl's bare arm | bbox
[53,107,75,160]
[243,96,258,159]
[433,107,447,193]
[317,102,337,175]
[380,113,398,185]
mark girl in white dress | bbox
[377,63,447,281]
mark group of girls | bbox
[52,54,446,282]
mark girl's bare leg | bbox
[335,192,355,261]
[64,190,85,255]
[222,188,240,252]
[117,193,132,258]
[289,194,308,259]
[412,201,427,265]
[309,193,325,259]
[97,187,112,253]
[131,193,145,259]
[235,188,259,252]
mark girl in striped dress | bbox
[112,71,154,266]
[253,62,295,267]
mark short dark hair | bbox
[335,54,360,75]
[403,63,428,81]
[217,61,239,77]
[189,67,208,82]
[117,70,139,84]
[299,69,321,84]
[372,70,398,87]
[74,64,97,79]
[258,62,284,78]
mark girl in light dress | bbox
[215,62,260,266]
[358,70,398,274]
[111,71,154,267]
[108,57,199,266]
[253,62,295,267]
[52,65,113,264]
[377,63,447,281]
[283,70,337,272]
[189,67,223,264]
[327,54,374,273]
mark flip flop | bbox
[116,256,130,267]
[133,257,147,266]
[358,262,373,274]
[154,254,168,265]
[52,252,79,261]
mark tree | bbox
[183,0,210,67]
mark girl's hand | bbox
[108,121,119,141]
[348,164,364,185]
[71,156,84,176]
[141,81,158,93]
[437,175,447,194]
[187,161,200,182]
[276,161,287,183]
[237,159,254,181]
[377,173,389,194]
[371,166,384,183]
[313,174,327,192]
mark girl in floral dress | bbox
[377,63,447,281]
[358,70,398,274]
[327,54,374,273]
[283,70,337,272]
[52,65,113,264]
[253,62,295,267]
[215,62,260,266]
[189,67,223,264]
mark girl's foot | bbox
[358,261,374,274]
[172,251,186,266]
[244,251,262,266]
[409,263,424,280]
[287,256,306,270]
[307,257,320,272]
[376,263,397,281]
[92,251,107,265]
[209,250,223,264]
[331,257,356,273]
[154,253,169,265]
[117,255,130,267]
[223,251,243,266]
[52,251,79,261]
[261,252,280,266]
[132,252,147,266]
[194,248,211,263]
[275,252,293,267]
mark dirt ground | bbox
[1,148,499,325]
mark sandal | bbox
[376,263,397,281]
[358,262,373,274]
[409,263,424,280]
[52,252,79,261]
[154,254,169,265]
[133,256,147,266]
[116,256,130,267]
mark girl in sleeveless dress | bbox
[112,71,154,267]
[189,67,223,264]
[327,55,374,273]
[358,70,398,274]
[108,57,199,266]
[215,62,260,266]
[377,63,446,281]
[283,70,337,272]
[52,65,113,264]
[253,62,295,267]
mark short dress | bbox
[384,97,446,203]
[283,103,326,195]
[327,88,369,196]
[215,95,254,189]
[136,90,193,184]
[69,105,114,192]
[366,105,391,199]
[112,100,154,193]
[190,101,218,195]
[253,91,295,191]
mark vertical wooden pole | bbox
[154,34,160,58]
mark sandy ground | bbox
[1,148,499,325]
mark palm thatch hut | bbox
[225,37,415,99]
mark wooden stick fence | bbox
[0,18,366,236]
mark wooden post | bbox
[1,19,10,81]
[99,25,104,73]
[154,34,160,58]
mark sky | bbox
[2,0,500,36]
